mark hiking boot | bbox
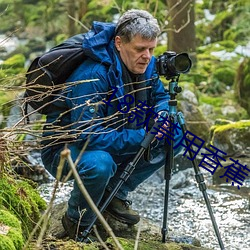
[61,213,97,243]
[105,196,140,225]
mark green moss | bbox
[217,40,237,51]
[213,120,250,133]
[115,238,134,250]
[84,243,100,250]
[199,95,224,107]
[166,242,183,250]
[244,75,250,88]
[210,120,250,150]
[213,67,235,86]
[209,10,234,41]
[194,41,241,95]
[1,54,25,69]
[0,54,26,86]
[106,237,208,250]
[198,90,248,121]
[0,91,17,109]
[0,175,47,239]
[0,235,16,250]
[154,45,168,57]
[7,228,24,249]
[0,209,24,249]
[214,119,233,125]
[0,209,21,229]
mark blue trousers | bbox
[41,139,183,226]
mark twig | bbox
[68,14,89,31]
[134,220,142,250]
[61,148,124,250]
[22,154,65,249]
[93,225,110,250]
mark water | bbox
[38,166,250,250]
[128,168,250,250]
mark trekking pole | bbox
[81,117,164,240]
[161,77,225,250]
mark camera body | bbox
[156,51,192,79]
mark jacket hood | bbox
[82,21,116,65]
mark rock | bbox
[214,118,232,125]
[221,105,237,116]
[179,100,211,142]
[43,201,212,250]
[0,209,24,250]
[170,168,194,189]
[199,103,213,117]
[210,120,250,157]
[181,89,199,105]
[0,174,47,249]
[213,157,250,185]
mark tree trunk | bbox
[78,0,88,20]
[167,0,196,62]
[67,0,77,36]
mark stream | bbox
[38,157,250,250]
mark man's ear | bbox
[115,36,122,51]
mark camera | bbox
[156,51,192,79]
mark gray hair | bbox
[115,9,160,43]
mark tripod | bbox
[161,77,225,249]
[82,77,225,250]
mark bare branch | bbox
[63,148,124,250]
[68,14,90,32]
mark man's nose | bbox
[142,49,151,59]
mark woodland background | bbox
[0,0,250,122]
[0,1,250,250]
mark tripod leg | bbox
[161,115,174,243]
[81,124,158,240]
[81,148,145,240]
[162,173,170,243]
[177,112,225,250]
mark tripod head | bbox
[168,76,182,100]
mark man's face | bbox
[115,35,157,74]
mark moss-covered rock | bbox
[210,120,250,156]
[0,235,16,250]
[39,202,211,250]
[0,174,47,239]
[106,237,210,250]
[0,54,26,86]
[0,209,24,250]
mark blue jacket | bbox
[44,21,170,156]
